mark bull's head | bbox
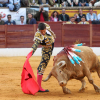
[43,60,68,87]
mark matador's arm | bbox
[31,39,41,55]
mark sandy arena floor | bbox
[0,56,100,100]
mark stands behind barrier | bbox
[0,22,100,48]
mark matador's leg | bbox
[37,44,54,92]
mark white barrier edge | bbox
[0,47,100,56]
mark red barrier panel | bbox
[6,25,37,48]
[62,24,90,46]
[0,25,6,48]
[0,23,100,48]
[92,24,100,47]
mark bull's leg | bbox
[84,67,100,93]
[79,79,86,92]
[96,62,100,78]
[62,86,71,94]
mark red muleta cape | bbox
[21,51,39,95]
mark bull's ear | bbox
[57,61,66,69]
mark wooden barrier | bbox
[6,25,36,48]
[0,23,100,48]
[0,25,6,48]
[92,24,100,47]
[62,24,90,47]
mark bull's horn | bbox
[57,61,66,68]
[42,72,52,82]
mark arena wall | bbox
[0,23,100,56]
[0,47,100,56]
[0,23,100,48]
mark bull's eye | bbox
[60,71,62,73]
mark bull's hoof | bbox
[95,90,100,93]
[62,87,71,94]
[94,85,100,93]
[79,88,85,93]
[95,88,100,93]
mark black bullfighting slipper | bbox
[38,89,49,92]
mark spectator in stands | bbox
[50,11,59,22]
[61,0,68,7]
[28,0,34,6]
[86,8,97,21]
[89,0,96,6]
[5,15,16,25]
[0,0,8,7]
[78,8,86,21]
[21,0,29,7]
[74,14,80,22]
[49,0,55,6]
[33,0,43,5]
[53,0,64,7]
[67,0,79,6]
[6,0,21,11]
[27,13,36,24]
[0,14,4,25]
[31,0,44,5]
[18,16,25,25]
[79,0,89,6]
[65,17,76,24]
[21,0,37,7]
[0,2,3,7]
[20,16,25,25]
[28,0,38,6]
[78,16,89,24]
[0,4,3,7]
[34,6,48,21]
[97,13,100,21]
[94,0,100,6]
[46,0,49,4]
[58,8,69,21]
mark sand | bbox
[0,56,100,100]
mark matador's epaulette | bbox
[33,31,44,41]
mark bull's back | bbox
[54,46,98,70]
[74,46,98,70]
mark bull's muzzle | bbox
[59,81,67,86]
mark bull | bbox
[43,46,100,94]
